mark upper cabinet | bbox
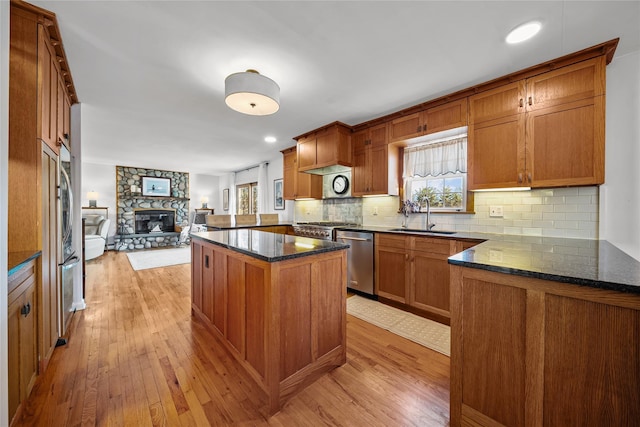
[468,57,606,190]
[389,98,468,143]
[351,123,399,196]
[295,122,352,172]
[281,146,322,200]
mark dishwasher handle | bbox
[337,236,372,242]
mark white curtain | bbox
[257,162,269,213]
[228,172,236,214]
[403,137,467,178]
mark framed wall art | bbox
[223,188,229,211]
[274,179,284,210]
[141,176,171,197]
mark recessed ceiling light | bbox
[506,21,542,44]
[264,136,277,143]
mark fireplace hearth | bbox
[134,209,175,234]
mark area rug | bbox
[346,295,450,356]
[126,247,191,271]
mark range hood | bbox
[302,164,352,175]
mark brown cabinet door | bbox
[8,294,21,420]
[389,112,422,142]
[469,81,525,125]
[38,26,59,154]
[351,129,368,152]
[527,96,604,187]
[191,241,202,311]
[468,113,526,190]
[20,282,37,402]
[411,251,451,316]
[351,148,369,196]
[282,149,296,200]
[56,74,65,146]
[297,136,316,170]
[376,246,408,303]
[424,98,468,135]
[201,245,215,323]
[369,145,388,195]
[369,123,389,147]
[526,57,605,112]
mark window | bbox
[236,182,258,214]
[403,135,469,212]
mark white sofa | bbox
[84,215,111,260]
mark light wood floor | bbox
[15,250,450,426]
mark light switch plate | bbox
[489,205,504,217]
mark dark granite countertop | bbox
[191,229,347,262]
[334,225,640,295]
[205,222,292,231]
[8,250,42,277]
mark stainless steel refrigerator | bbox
[58,144,78,340]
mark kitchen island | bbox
[448,239,640,426]
[190,230,348,416]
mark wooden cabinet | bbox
[389,98,468,142]
[375,234,409,303]
[450,265,640,427]
[410,237,455,318]
[8,258,39,424]
[295,122,352,172]
[191,237,347,415]
[352,124,400,196]
[376,233,481,323]
[468,57,606,190]
[281,146,322,200]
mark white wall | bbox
[0,1,10,423]
[600,50,640,261]
[190,173,220,214]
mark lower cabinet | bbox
[8,258,39,424]
[375,233,480,323]
[450,266,640,426]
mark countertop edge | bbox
[191,231,347,263]
[8,250,42,276]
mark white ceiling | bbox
[31,1,640,176]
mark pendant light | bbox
[224,69,280,115]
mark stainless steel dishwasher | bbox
[335,230,375,296]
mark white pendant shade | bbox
[225,69,280,115]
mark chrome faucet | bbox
[424,198,436,231]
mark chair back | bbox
[206,214,232,227]
[234,214,257,226]
[259,214,279,225]
[98,219,111,239]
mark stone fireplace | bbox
[134,209,176,234]
[115,166,190,250]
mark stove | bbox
[293,222,359,241]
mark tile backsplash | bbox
[362,187,599,239]
[294,187,598,239]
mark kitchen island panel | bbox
[543,295,640,426]
[278,264,312,381]
[191,233,347,416]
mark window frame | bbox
[236,182,258,215]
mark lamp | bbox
[87,191,98,208]
[225,69,280,115]
[201,196,209,208]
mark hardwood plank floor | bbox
[15,250,450,426]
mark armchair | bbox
[84,215,111,260]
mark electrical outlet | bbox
[489,205,504,217]
[489,249,503,262]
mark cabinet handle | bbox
[205,254,209,269]
[416,125,421,133]
[21,302,31,317]
[422,124,427,132]
[528,96,533,106]
[519,98,523,108]
[405,254,409,261]
[517,172,523,184]
[527,172,532,183]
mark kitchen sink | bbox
[390,228,456,235]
